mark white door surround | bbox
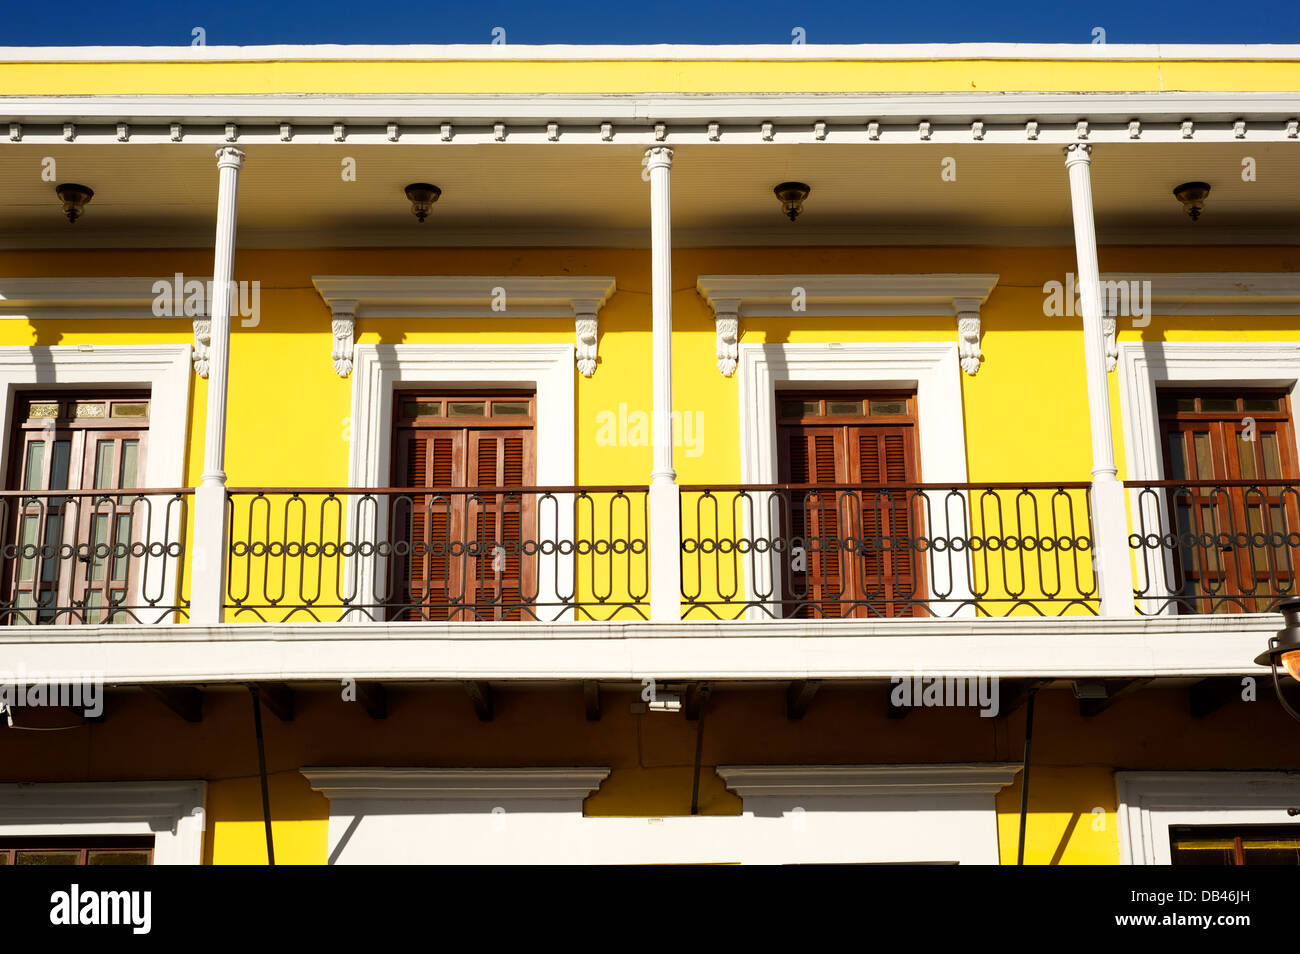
[1117,770,1300,865]
[346,343,576,616]
[0,780,206,865]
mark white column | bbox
[645,146,681,621]
[1064,143,1133,617]
[190,146,245,624]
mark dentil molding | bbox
[312,275,616,378]
[695,274,1000,376]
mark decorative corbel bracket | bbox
[572,299,600,377]
[713,299,740,376]
[1102,304,1118,373]
[192,317,212,378]
[953,297,983,376]
[330,300,358,377]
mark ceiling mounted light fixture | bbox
[1173,181,1211,221]
[403,182,442,222]
[773,181,811,221]
[55,183,94,224]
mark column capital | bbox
[644,145,674,170]
[1062,142,1093,166]
[214,146,246,169]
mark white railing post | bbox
[1064,143,1134,617]
[190,146,244,624]
[645,146,681,621]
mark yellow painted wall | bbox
[5,244,1298,494]
[2,58,1300,96]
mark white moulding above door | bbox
[312,275,617,378]
[695,273,999,376]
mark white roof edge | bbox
[1,42,1300,63]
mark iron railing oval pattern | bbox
[678,481,1098,620]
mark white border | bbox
[0,780,205,865]
[0,345,193,619]
[1116,340,1300,612]
[1,43,1298,61]
[733,342,970,616]
[1117,771,1300,865]
[1117,340,1300,485]
[347,343,575,616]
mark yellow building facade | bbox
[1,43,1299,865]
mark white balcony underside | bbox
[0,614,1278,684]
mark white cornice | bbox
[1101,272,1300,315]
[4,93,1299,145]
[0,275,215,378]
[717,764,1022,799]
[0,276,208,320]
[696,274,999,317]
[0,613,1283,683]
[314,276,615,377]
[301,767,611,802]
[2,43,1299,62]
[312,275,615,319]
[699,273,998,375]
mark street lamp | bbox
[1255,596,1300,722]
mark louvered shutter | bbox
[852,426,920,617]
[467,429,535,620]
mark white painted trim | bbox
[2,43,1298,62]
[347,343,576,616]
[1102,273,1300,316]
[0,345,193,619]
[0,345,192,491]
[303,767,610,802]
[1116,771,1300,865]
[5,94,1300,150]
[305,762,1014,864]
[312,275,615,320]
[735,342,972,616]
[0,780,205,865]
[0,276,209,321]
[0,613,1280,683]
[1117,340,1300,484]
[314,277,614,379]
[697,274,999,318]
[717,763,1021,798]
[1116,341,1300,613]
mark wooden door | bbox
[1159,389,1299,612]
[3,394,149,625]
[777,393,922,618]
[390,393,535,621]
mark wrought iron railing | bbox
[680,482,1098,619]
[224,487,649,622]
[0,489,191,625]
[1128,479,1300,615]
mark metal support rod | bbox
[689,705,706,815]
[250,686,275,865]
[1017,687,1038,865]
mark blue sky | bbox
[0,0,1297,46]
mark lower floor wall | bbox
[0,684,1294,864]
